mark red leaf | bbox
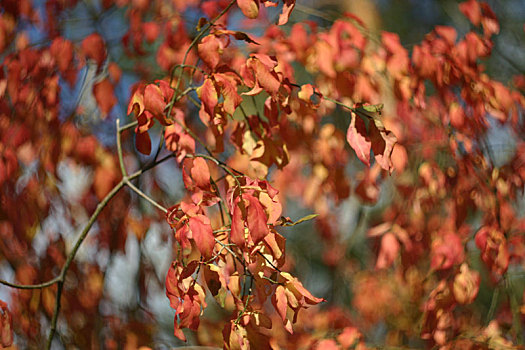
[273,285,287,321]
[93,78,117,117]
[369,119,397,174]
[346,112,371,167]
[0,300,13,348]
[459,0,481,26]
[143,22,160,43]
[376,232,399,269]
[81,33,106,67]
[198,78,218,118]
[50,37,73,73]
[244,194,269,244]
[247,55,281,95]
[135,128,151,155]
[278,0,296,25]
[189,215,215,259]
[215,73,242,115]
[144,83,166,120]
[108,62,122,83]
[191,157,211,189]
[237,0,259,19]
[431,233,465,270]
[231,202,245,248]
[198,35,221,69]
[315,339,338,350]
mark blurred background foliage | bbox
[2,0,524,348]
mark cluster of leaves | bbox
[0,0,524,349]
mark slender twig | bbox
[0,277,61,290]
[125,180,168,214]
[505,275,523,344]
[256,251,281,272]
[44,153,174,349]
[187,94,201,109]
[116,119,128,177]
[486,284,500,325]
[214,238,242,265]
[118,120,138,132]
[46,179,125,349]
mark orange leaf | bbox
[198,35,221,69]
[81,33,106,67]
[231,202,245,248]
[244,194,269,244]
[278,0,296,25]
[346,112,371,167]
[237,0,259,19]
[0,300,13,348]
[135,129,151,155]
[459,0,481,26]
[272,285,287,321]
[144,84,166,120]
[453,263,480,304]
[198,78,218,119]
[369,118,397,174]
[189,215,214,259]
[190,157,211,189]
[93,78,116,117]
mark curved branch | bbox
[0,276,61,290]
[44,153,175,350]
[125,180,168,214]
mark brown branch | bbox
[46,178,125,349]
[124,179,168,214]
[44,152,175,349]
[116,119,128,177]
[0,276,61,290]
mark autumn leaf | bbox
[188,215,215,259]
[190,157,211,190]
[369,118,397,174]
[93,78,117,117]
[81,33,106,68]
[278,0,296,25]
[198,35,222,69]
[0,300,13,348]
[244,194,269,244]
[346,111,371,167]
[237,0,259,19]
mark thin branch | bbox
[46,179,125,349]
[118,120,138,132]
[0,276,61,290]
[116,119,128,177]
[256,251,281,272]
[125,180,168,214]
[44,153,174,349]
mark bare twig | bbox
[125,180,168,214]
[118,120,138,132]
[46,178,125,349]
[116,119,128,177]
[44,153,174,349]
[0,277,61,290]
